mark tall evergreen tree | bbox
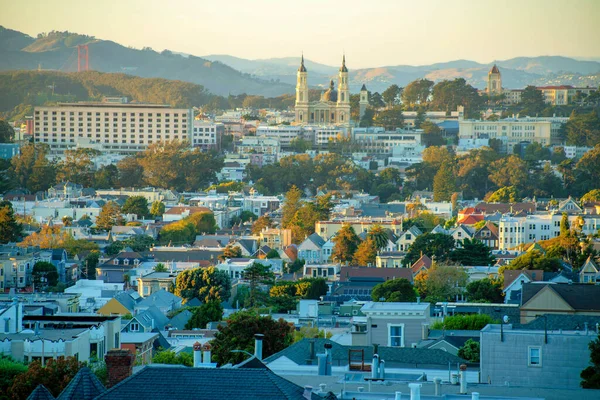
[282,185,302,228]
[332,224,360,263]
[0,201,22,243]
[433,161,456,201]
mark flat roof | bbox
[37,102,187,109]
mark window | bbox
[388,324,404,347]
[528,346,541,366]
[130,322,140,332]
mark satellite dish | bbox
[503,315,509,324]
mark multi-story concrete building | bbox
[498,213,600,250]
[353,127,423,155]
[537,85,597,106]
[191,121,224,151]
[313,126,349,146]
[237,136,280,165]
[459,116,568,153]
[481,324,596,389]
[34,101,192,154]
[255,125,304,148]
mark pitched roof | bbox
[339,266,413,283]
[56,367,105,400]
[490,64,500,74]
[503,269,545,290]
[93,366,321,400]
[136,289,181,309]
[264,338,465,367]
[305,232,326,248]
[164,206,212,215]
[411,255,432,274]
[522,283,600,311]
[167,310,192,330]
[27,385,55,400]
[514,314,600,331]
[457,215,484,225]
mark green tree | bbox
[0,202,22,244]
[0,119,15,143]
[121,196,149,219]
[32,261,58,289]
[185,300,224,329]
[9,143,56,193]
[0,355,27,399]
[551,147,567,165]
[431,314,498,330]
[368,224,389,251]
[369,92,385,108]
[117,156,144,188]
[519,85,546,115]
[574,145,600,194]
[174,266,231,303]
[488,155,529,191]
[55,148,99,187]
[402,79,433,108]
[486,186,521,203]
[465,278,503,303]
[154,263,168,272]
[95,201,125,231]
[83,251,99,279]
[293,326,332,343]
[508,250,562,272]
[458,339,480,362]
[152,349,193,367]
[415,264,468,303]
[282,185,303,229]
[332,224,360,263]
[450,239,495,266]
[404,233,455,266]
[353,237,377,266]
[373,107,404,130]
[9,357,85,400]
[433,161,456,201]
[211,311,293,366]
[430,78,483,117]
[371,278,417,302]
[149,200,166,217]
[290,138,312,153]
[243,262,275,307]
[359,108,375,127]
[94,164,119,189]
[564,111,600,147]
[382,84,402,107]
[266,249,280,259]
[421,121,445,147]
[560,212,571,237]
[581,333,600,389]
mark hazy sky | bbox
[1,0,599,68]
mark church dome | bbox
[322,80,337,102]
[489,64,500,74]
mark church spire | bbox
[298,53,307,72]
[340,54,348,73]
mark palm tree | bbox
[368,224,389,251]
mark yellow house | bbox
[259,228,292,250]
[520,283,600,323]
[97,292,137,316]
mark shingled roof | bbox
[264,338,465,368]
[27,385,55,400]
[522,283,600,311]
[56,367,105,400]
[93,366,321,400]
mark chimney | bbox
[459,364,468,394]
[395,392,402,400]
[193,341,202,367]
[303,386,313,400]
[416,296,420,304]
[202,343,212,364]
[408,383,421,400]
[105,349,135,388]
[254,334,264,360]
[309,338,316,360]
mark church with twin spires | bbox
[294,55,368,127]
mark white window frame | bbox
[130,322,140,332]
[387,323,405,347]
[528,346,542,367]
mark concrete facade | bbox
[481,324,595,389]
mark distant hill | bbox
[205,53,600,93]
[0,27,294,97]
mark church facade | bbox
[294,55,366,127]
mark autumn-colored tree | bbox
[282,185,303,228]
[18,226,70,249]
[150,201,166,217]
[251,215,273,235]
[9,357,85,400]
[332,224,360,264]
[486,186,521,203]
[353,237,377,266]
[219,243,242,261]
[55,148,99,187]
[415,264,468,303]
[95,201,125,231]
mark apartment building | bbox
[34,102,192,154]
[237,136,280,165]
[352,127,423,155]
[537,86,597,106]
[313,126,349,146]
[255,125,304,148]
[191,121,224,151]
[458,116,568,153]
[498,213,600,250]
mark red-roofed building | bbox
[411,255,433,276]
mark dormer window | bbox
[134,259,140,266]
[124,259,129,266]
[113,259,119,265]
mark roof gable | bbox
[522,285,574,312]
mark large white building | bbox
[237,136,280,165]
[458,116,568,153]
[255,125,304,148]
[191,121,224,151]
[498,213,600,250]
[34,102,192,154]
[353,127,423,155]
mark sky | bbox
[1,0,599,69]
